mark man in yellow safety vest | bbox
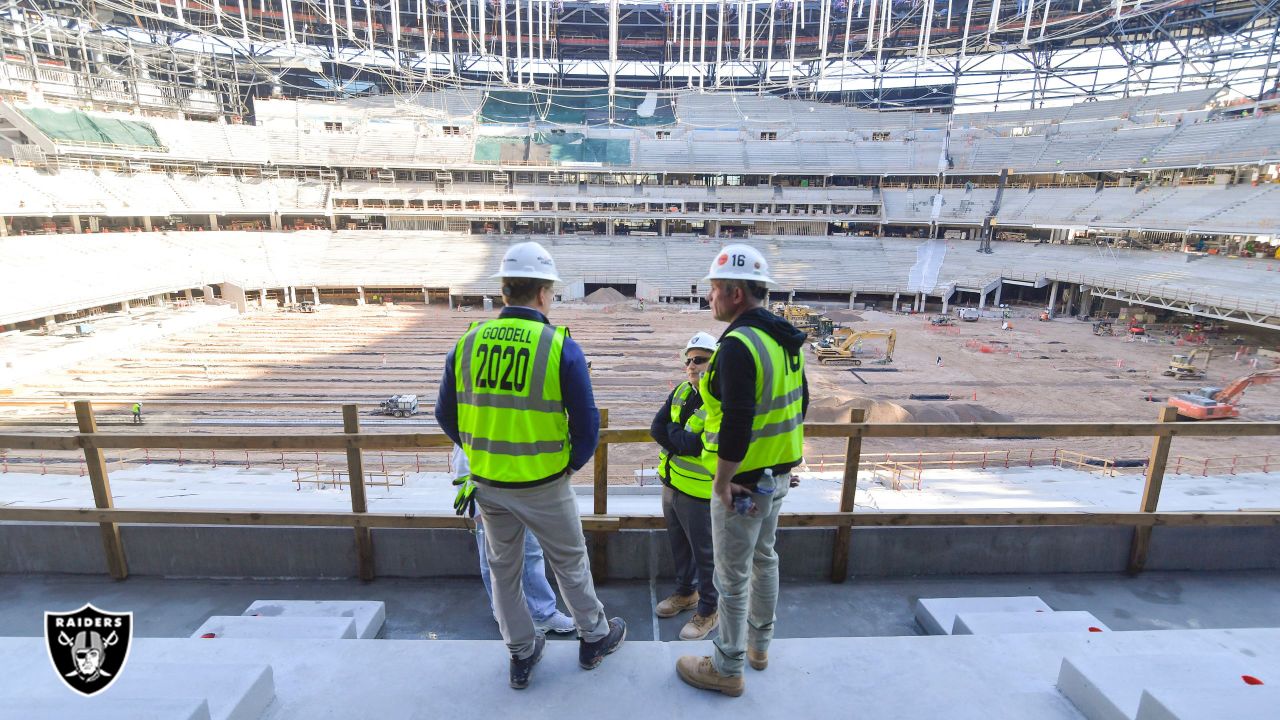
[676,244,808,697]
[435,241,625,690]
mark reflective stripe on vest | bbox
[455,317,570,484]
[658,382,713,499]
[699,326,805,476]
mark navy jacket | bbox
[435,306,600,473]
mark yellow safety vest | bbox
[454,317,571,485]
[699,326,805,477]
[657,381,713,499]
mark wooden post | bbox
[830,408,866,583]
[590,408,609,581]
[74,401,128,579]
[343,404,375,581]
[1126,406,1178,575]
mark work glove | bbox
[452,476,477,517]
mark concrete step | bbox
[1136,685,1276,720]
[2,629,1279,719]
[193,615,357,640]
[1057,653,1280,720]
[953,610,1109,635]
[0,698,210,720]
[915,596,1054,635]
[0,659,273,720]
[242,600,385,639]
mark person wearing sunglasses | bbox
[649,331,720,641]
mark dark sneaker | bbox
[509,634,545,690]
[578,617,626,670]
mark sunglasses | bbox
[685,356,710,366]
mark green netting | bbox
[478,91,674,127]
[20,107,164,149]
[474,134,631,166]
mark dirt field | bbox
[6,298,1279,480]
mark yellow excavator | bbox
[772,302,837,338]
[1162,348,1212,380]
[812,329,897,365]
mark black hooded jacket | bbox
[705,306,809,485]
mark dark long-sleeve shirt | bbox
[435,306,600,474]
[707,307,809,483]
[650,382,705,460]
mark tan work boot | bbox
[676,655,744,697]
[747,648,768,671]
[655,591,699,618]
[679,611,718,641]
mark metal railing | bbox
[1,403,1278,583]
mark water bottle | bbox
[756,469,776,496]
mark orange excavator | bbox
[1167,368,1280,420]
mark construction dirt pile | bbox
[583,287,629,305]
[806,394,1012,424]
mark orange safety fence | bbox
[1170,454,1278,477]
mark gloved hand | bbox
[452,476,477,517]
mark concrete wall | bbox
[2,523,1277,580]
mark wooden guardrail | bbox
[1,402,1279,583]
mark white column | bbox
[1048,280,1060,318]
[994,282,1003,307]
[312,287,321,305]
[422,287,430,304]
[892,292,900,312]
[978,290,987,310]
[848,291,857,309]
[142,216,153,232]
[209,214,220,231]
[356,287,366,306]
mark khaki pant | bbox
[475,476,609,659]
[711,478,789,677]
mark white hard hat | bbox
[491,241,562,282]
[703,244,775,285]
[684,331,718,356]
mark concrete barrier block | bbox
[914,596,1052,635]
[0,698,210,720]
[1136,686,1277,720]
[1057,653,1273,720]
[193,615,357,640]
[242,600,385,639]
[953,610,1109,635]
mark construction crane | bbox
[1167,368,1280,420]
[812,329,897,365]
[1162,348,1212,380]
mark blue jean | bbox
[476,520,559,623]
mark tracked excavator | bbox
[1162,348,1212,380]
[1167,368,1280,420]
[811,329,897,365]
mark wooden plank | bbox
[1127,406,1179,575]
[830,407,866,584]
[73,401,128,580]
[343,405,375,581]
[0,506,1274,530]
[590,408,609,581]
[0,434,81,451]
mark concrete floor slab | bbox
[915,596,1053,635]
[953,610,1109,635]
[5,572,1280,644]
[242,600,386,639]
[1057,653,1280,720]
[1136,686,1277,720]
[192,616,357,640]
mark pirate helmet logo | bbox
[45,604,133,696]
[716,254,729,266]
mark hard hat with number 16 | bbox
[684,331,718,356]
[491,241,563,282]
[703,244,775,285]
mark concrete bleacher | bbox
[1,626,1275,718]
